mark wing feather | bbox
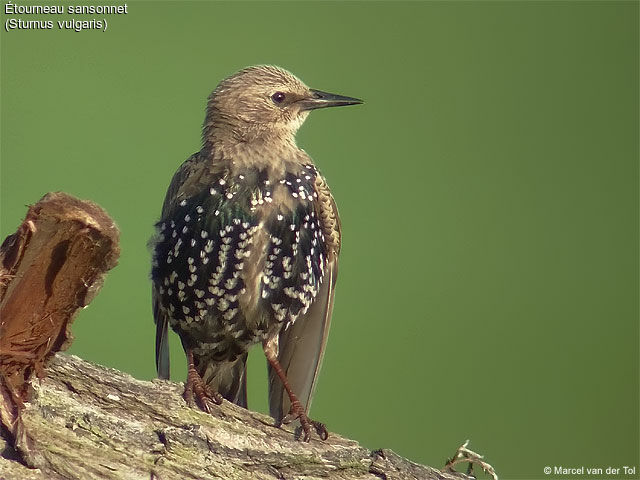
[153,288,170,379]
[151,152,226,378]
[268,173,341,422]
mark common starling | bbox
[150,65,362,441]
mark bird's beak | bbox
[299,89,364,111]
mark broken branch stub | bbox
[0,192,120,405]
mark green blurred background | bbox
[1,2,638,478]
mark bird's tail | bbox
[197,353,248,408]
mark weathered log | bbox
[1,353,472,480]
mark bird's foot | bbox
[281,399,328,442]
[184,351,223,414]
[263,338,329,442]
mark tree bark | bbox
[0,192,120,402]
[0,353,468,480]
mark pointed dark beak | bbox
[299,89,364,111]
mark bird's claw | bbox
[311,420,329,441]
[282,400,328,442]
[184,362,223,414]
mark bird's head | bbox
[203,65,362,147]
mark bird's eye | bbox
[271,92,286,104]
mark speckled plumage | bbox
[150,65,361,441]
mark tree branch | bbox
[1,353,468,480]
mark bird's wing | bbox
[160,153,218,218]
[268,174,341,422]
[151,152,227,379]
[153,287,171,379]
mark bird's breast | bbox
[151,163,330,359]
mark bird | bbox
[150,65,362,441]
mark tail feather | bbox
[198,353,248,408]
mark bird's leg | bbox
[263,340,328,442]
[184,349,223,413]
